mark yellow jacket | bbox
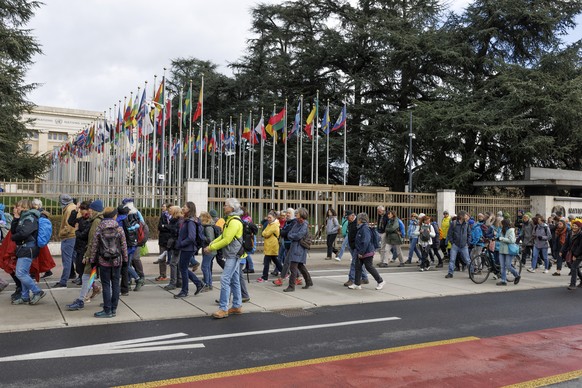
[262,219,280,256]
[440,215,452,248]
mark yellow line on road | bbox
[502,369,582,388]
[117,336,480,388]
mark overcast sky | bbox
[24,0,582,114]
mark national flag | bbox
[321,105,331,135]
[304,106,316,139]
[116,106,122,135]
[289,100,301,137]
[123,97,132,128]
[254,116,266,141]
[242,115,252,141]
[266,108,286,137]
[332,105,347,132]
[153,79,164,107]
[182,88,191,126]
[208,128,216,153]
[192,86,202,122]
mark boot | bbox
[283,286,295,292]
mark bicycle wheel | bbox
[469,254,491,284]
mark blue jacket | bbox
[447,220,471,248]
[355,222,375,257]
[177,217,198,252]
[398,218,405,237]
[407,219,418,238]
[470,223,484,247]
[287,220,308,264]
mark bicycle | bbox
[469,241,523,284]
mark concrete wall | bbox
[437,190,455,224]
[183,179,209,213]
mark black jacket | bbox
[280,218,297,250]
[11,209,40,259]
[567,232,582,259]
[68,210,91,255]
[166,217,180,251]
[158,213,172,247]
[348,219,357,250]
[377,213,388,234]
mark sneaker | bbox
[436,263,443,268]
[194,283,204,296]
[347,284,362,290]
[552,272,561,276]
[273,278,283,286]
[72,278,82,286]
[295,278,303,286]
[228,307,243,315]
[344,280,353,287]
[526,268,535,273]
[271,271,279,276]
[134,278,145,291]
[29,291,46,305]
[155,276,168,281]
[334,257,341,262]
[362,279,370,284]
[256,278,266,283]
[398,263,405,267]
[111,310,117,317]
[242,268,254,274]
[568,286,577,291]
[492,275,497,280]
[163,284,176,290]
[83,296,92,303]
[419,268,425,272]
[10,288,22,302]
[121,292,129,296]
[375,281,386,290]
[212,309,229,319]
[66,299,85,311]
[514,275,521,285]
[378,263,389,268]
[445,273,453,279]
[174,292,188,299]
[53,282,67,288]
[0,282,7,293]
[325,256,332,260]
[11,297,30,305]
[283,286,295,292]
[242,297,251,303]
[41,271,53,279]
[426,266,431,271]
[94,310,113,318]
[543,269,549,274]
[192,263,200,272]
[496,281,507,286]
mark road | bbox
[1,287,581,387]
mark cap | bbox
[345,209,354,216]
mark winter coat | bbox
[280,218,297,251]
[286,220,309,264]
[470,223,484,247]
[262,219,280,256]
[385,217,403,245]
[347,219,358,249]
[354,222,375,257]
[89,218,128,268]
[498,228,517,255]
[68,210,91,256]
[520,220,535,246]
[158,211,173,247]
[177,217,199,252]
[202,223,217,257]
[59,202,77,240]
[447,220,471,248]
[413,223,436,247]
[326,216,340,235]
[11,209,40,259]
[407,219,418,238]
[208,214,244,259]
[565,231,582,259]
[377,213,388,234]
[533,223,551,249]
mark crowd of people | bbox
[1,196,581,319]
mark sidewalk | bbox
[0,247,569,334]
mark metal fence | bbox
[455,194,531,220]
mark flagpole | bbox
[198,74,204,179]
[284,98,288,184]
[343,97,347,185]
[238,113,243,186]
[218,121,222,186]
[168,89,173,199]
[178,87,183,201]
[211,122,216,185]
[326,99,330,185]
[259,108,264,222]
[315,90,319,185]
[271,103,276,190]
[299,95,303,184]
[310,101,314,184]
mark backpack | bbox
[37,217,53,248]
[192,220,204,250]
[419,225,431,242]
[369,226,381,250]
[137,220,149,246]
[98,226,122,260]
[122,216,139,247]
[299,231,313,250]
[241,220,258,253]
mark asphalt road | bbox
[0,287,580,387]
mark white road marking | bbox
[0,317,400,362]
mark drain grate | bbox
[277,309,315,318]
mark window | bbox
[48,132,68,141]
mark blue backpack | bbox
[369,226,381,250]
[37,217,53,248]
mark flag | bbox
[266,108,286,137]
[193,86,202,122]
[123,96,132,128]
[322,105,331,135]
[153,80,164,107]
[254,116,266,141]
[304,106,316,139]
[208,128,216,153]
[182,88,191,126]
[289,100,301,137]
[332,105,347,132]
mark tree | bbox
[0,0,50,179]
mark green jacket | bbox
[385,217,403,245]
[208,214,245,259]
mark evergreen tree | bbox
[0,0,50,179]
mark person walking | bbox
[174,202,204,299]
[55,194,77,288]
[67,201,92,286]
[334,210,350,262]
[376,206,389,267]
[343,210,369,287]
[89,207,128,318]
[205,198,245,319]
[155,203,172,281]
[445,210,471,279]
[283,207,313,292]
[348,213,386,290]
[385,210,405,267]
[273,208,297,286]
[565,220,582,290]
[199,211,217,291]
[552,219,570,276]
[163,206,182,291]
[325,208,340,260]
[528,216,552,273]
[496,218,521,286]
[258,211,281,283]
[414,215,436,271]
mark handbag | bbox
[508,243,520,256]
[299,233,312,250]
[566,251,574,264]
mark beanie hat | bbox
[209,209,218,218]
[525,212,532,218]
[59,194,73,207]
[418,213,426,219]
[89,199,104,212]
[573,220,582,229]
[345,209,354,216]
[117,204,129,215]
[468,219,475,225]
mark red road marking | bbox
[145,325,582,387]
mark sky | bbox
[24,0,582,114]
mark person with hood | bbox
[67,200,92,285]
[283,207,313,293]
[66,199,104,311]
[116,204,143,295]
[348,212,385,290]
[89,207,128,318]
[257,211,281,282]
[54,194,77,288]
[10,199,45,305]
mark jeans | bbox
[16,257,41,300]
[326,233,338,257]
[499,253,519,283]
[201,253,214,286]
[522,245,533,264]
[168,249,181,286]
[99,265,121,314]
[447,244,470,275]
[180,250,203,294]
[245,254,254,271]
[355,256,383,285]
[219,257,242,311]
[262,255,282,280]
[158,246,168,277]
[388,244,404,263]
[349,248,367,281]
[59,238,76,285]
[407,238,422,262]
[337,237,349,260]
[533,247,549,270]
[239,263,249,299]
[419,245,431,268]
[127,248,139,281]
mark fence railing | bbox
[455,194,531,220]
